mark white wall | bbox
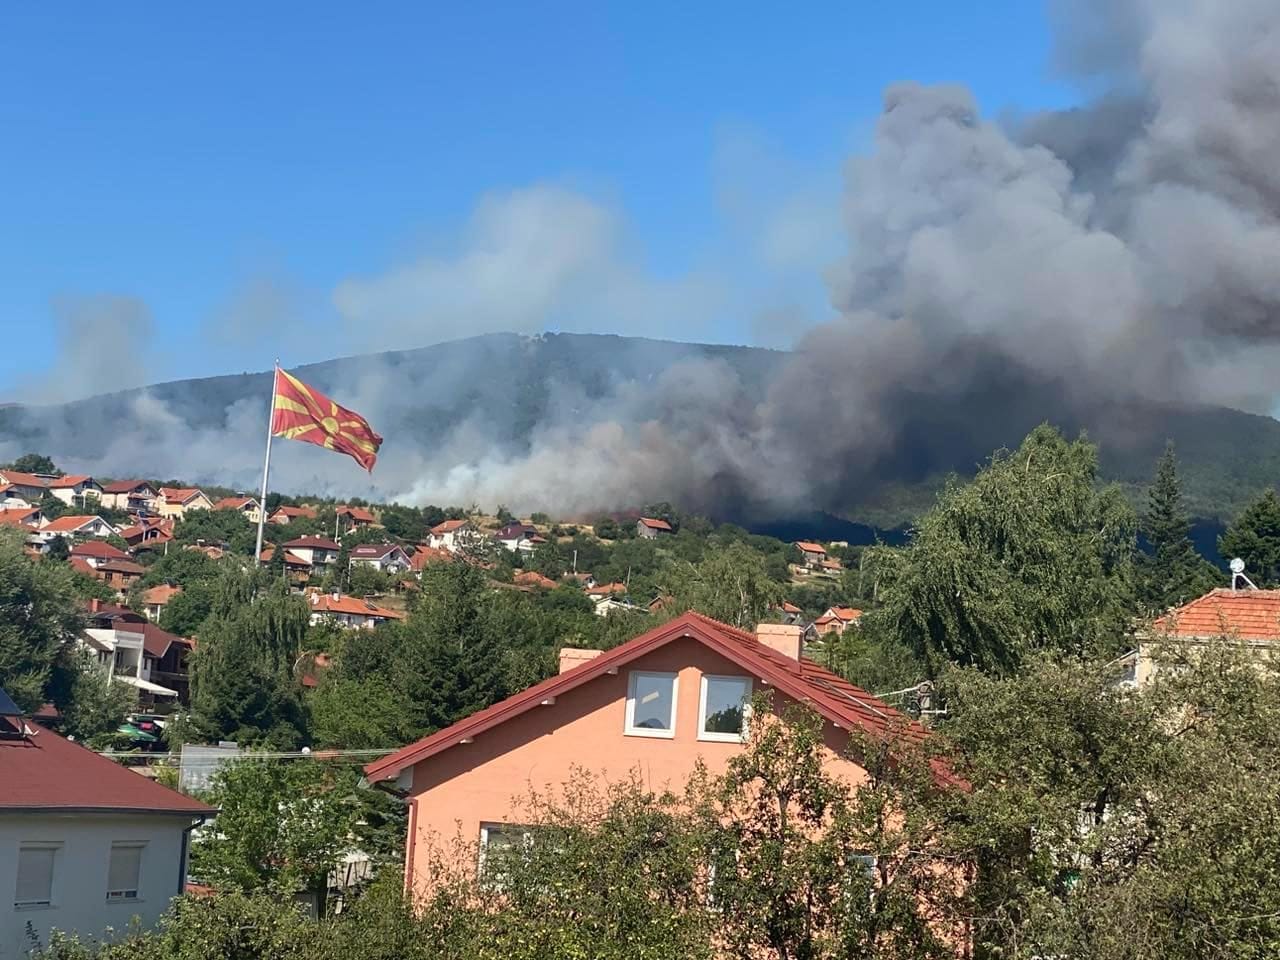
[0,812,197,959]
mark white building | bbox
[0,688,213,958]
[348,543,411,574]
[427,519,474,553]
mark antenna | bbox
[1230,558,1257,591]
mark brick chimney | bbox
[89,598,100,614]
[559,647,603,674]
[756,622,802,660]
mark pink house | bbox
[364,611,935,898]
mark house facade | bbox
[43,476,103,507]
[282,536,339,567]
[0,691,213,958]
[349,543,411,574]
[156,488,213,520]
[100,481,160,514]
[80,603,182,705]
[365,614,932,899]
[336,505,377,532]
[267,505,317,524]
[794,541,828,569]
[212,496,262,525]
[141,584,181,622]
[635,516,673,539]
[427,519,475,553]
[0,472,50,504]
[308,592,404,630]
[812,606,863,637]
[0,486,32,511]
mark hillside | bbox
[2,332,1278,528]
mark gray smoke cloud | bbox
[4,0,1279,519]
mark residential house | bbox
[260,547,313,584]
[282,535,340,568]
[364,613,940,898]
[0,484,32,510]
[308,592,404,630]
[79,603,181,705]
[428,519,475,553]
[156,488,213,520]
[794,541,828,570]
[0,471,51,503]
[593,596,642,617]
[141,584,182,622]
[336,505,378,532]
[69,540,132,570]
[43,475,103,507]
[349,543,411,575]
[140,626,194,705]
[119,518,174,553]
[212,496,263,525]
[635,516,673,539]
[777,601,804,625]
[96,558,146,593]
[493,523,545,554]
[100,480,160,514]
[409,545,453,574]
[819,558,844,576]
[514,570,558,590]
[267,505,317,524]
[812,606,863,637]
[35,515,119,544]
[585,582,628,602]
[0,687,213,958]
[0,507,45,530]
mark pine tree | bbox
[1218,488,1280,588]
[1138,442,1219,611]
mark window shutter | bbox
[107,844,143,897]
[16,847,55,905]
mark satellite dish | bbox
[1231,557,1246,574]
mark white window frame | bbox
[624,671,679,738]
[698,675,753,742]
[478,822,534,889]
[14,842,60,909]
[106,842,146,902]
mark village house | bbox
[427,519,475,553]
[349,543,411,575]
[794,540,828,570]
[119,517,174,553]
[364,613,938,899]
[336,504,378,532]
[0,507,44,530]
[141,584,182,622]
[68,540,131,570]
[0,471,51,503]
[0,484,32,510]
[585,581,628,602]
[493,523,545,554]
[777,600,804,625]
[34,515,118,545]
[308,592,404,630]
[513,570,558,590]
[156,488,213,520]
[635,516,674,539]
[43,475,103,507]
[409,544,453,574]
[593,595,643,617]
[267,505,317,524]
[282,535,340,567]
[140,625,195,705]
[0,687,213,958]
[78,603,183,705]
[100,480,160,514]
[259,547,313,584]
[812,606,863,637]
[212,496,263,525]
[95,558,147,593]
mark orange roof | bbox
[0,508,41,527]
[40,515,108,534]
[588,582,628,595]
[514,570,558,590]
[310,593,404,619]
[213,496,256,510]
[69,556,96,576]
[159,487,203,504]
[410,546,453,570]
[431,519,468,535]
[1154,588,1280,641]
[142,584,182,606]
[271,505,318,520]
[829,606,862,622]
[0,471,50,488]
[638,516,673,531]
[45,475,92,489]
[70,540,129,560]
[337,505,377,522]
[795,541,827,554]
[781,601,801,614]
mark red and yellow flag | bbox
[270,368,383,471]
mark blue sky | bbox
[0,2,1074,400]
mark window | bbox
[15,844,58,908]
[699,675,752,741]
[625,671,678,737]
[107,843,144,901]
[479,823,533,890]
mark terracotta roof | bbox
[409,546,452,570]
[213,496,257,511]
[1154,588,1280,641]
[821,559,843,570]
[45,475,93,489]
[638,516,673,531]
[310,593,404,619]
[70,540,130,560]
[337,505,377,523]
[283,535,340,550]
[260,547,311,567]
[366,611,939,786]
[0,508,42,527]
[351,543,402,559]
[514,570,558,589]
[587,582,628,596]
[101,480,154,494]
[495,523,539,540]
[69,556,96,576]
[430,519,468,535]
[140,624,193,659]
[0,471,52,488]
[140,586,180,609]
[782,601,802,614]
[159,487,203,504]
[270,505,317,520]
[795,541,827,554]
[97,558,145,576]
[40,515,110,534]
[0,714,212,815]
[829,606,862,622]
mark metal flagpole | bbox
[253,361,280,563]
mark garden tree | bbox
[188,573,309,746]
[308,674,417,750]
[1218,487,1280,587]
[174,509,257,555]
[592,515,622,540]
[38,492,68,521]
[494,504,515,526]
[56,650,135,747]
[136,548,221,589]
[640,500,679,530]
[5,452,59,475]
[44,536,70,562]
[1137,442,1219,611]
[867,425,1137,676]
[158,581,216,637]
[0,529,85,711]
[528,541,568,579]
[192,759,360,914]
[667,541,783,630]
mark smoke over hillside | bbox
[4,0,1280,519]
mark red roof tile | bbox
[270,505,317,520]
[213,496,257,510]
[142,584,182,606]
[40,515,111,534]
[68,557,96,576]
[70,540,130,560]
[159,487,204,504]
[337,505,377,522]
[351,543,402,559]
[828,606,862,622]
[283,535,339,550]
[638,516,673,531]
[409,546,452,570]
[96,558,145,576]
[0,717,213,815]
[1154,588,1280,641]
[430,519,468,535]
[366,611,937,786]
[0,471,51,488]
[45,475,93,489]
[101,480,154,494]
[514,570,558,589]
[795,541,827,554]
[310,593,404,619]
[141,624,193,658]
[0,508,41,527]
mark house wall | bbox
[403,636,868,899]
[0,812,195,959]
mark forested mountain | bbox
[3,332,1279,527]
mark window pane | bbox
[108,844,143,898]
[16,847,55,905]
[703,677,751,735]
[630,673,676,732]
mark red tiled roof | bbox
[69,557,96,576]
[829,606,862,622]
[97,558,145,576]
[310,594,404,619]
[142,584,182,606]
[514,570,558,589]
[101,480,153,494]
[45,475,92,489]
[70,540,129,560]
[141,624,193,658]
[0,717,213,814]
[337,505,377,523]
[430,519,468,535]
[40,515,109,534]
[260,547,311,567]
[409,546,452,570]
[638,516,673,531]
[270,505,317,520]
[283,535,340,550]
[0,471,51,488]
[795,541,827,554]
[1154,588,1280,641]
[159,487,203,504]
[351,543,402,559]
[0,508,42,527]
[213,496,256,511]
[588,582,628,595]
[366,611,939,786]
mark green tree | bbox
[1218,487,1280,587]
[6,453,59,475]
[669,541,783,629]
[57,651,134,747]
[1137,442,1219,611]
[159,582,216,637]
[868,425,1137,675]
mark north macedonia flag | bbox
[270,368,383,471]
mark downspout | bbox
[178,816,208,896]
